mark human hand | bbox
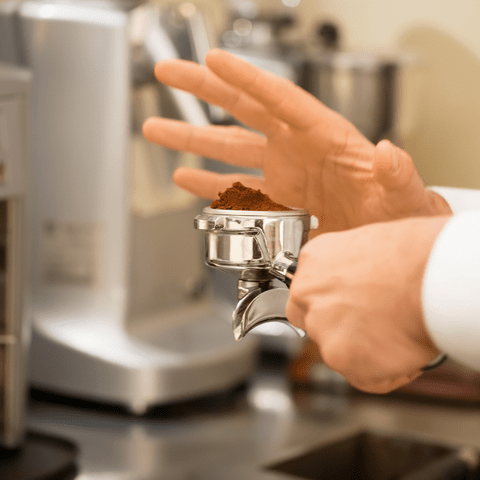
[286,215,452,393]
[143,49,451,235]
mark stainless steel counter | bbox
[26,355,480,480]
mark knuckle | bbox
[319,334,369,377]
[285,295,305,329]
[319,338,353,373]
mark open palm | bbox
[143,49,450,235]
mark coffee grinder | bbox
[0,0,258,415]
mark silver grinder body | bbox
[0,63,31,449]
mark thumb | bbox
[373,139,416,190]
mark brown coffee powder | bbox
[210,182,291,211]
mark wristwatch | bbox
[421,353,448,371]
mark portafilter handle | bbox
[270,250,298,287]
[232,251,307,341]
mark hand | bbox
[143,49,451,235]
[286,215,452,393]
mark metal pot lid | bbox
[305,50,402,71]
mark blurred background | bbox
[1,0,480,479]
[199,0,480,190]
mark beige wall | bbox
[192,0,480,189]
[292,0,480,189]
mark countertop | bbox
[26,354,480,480]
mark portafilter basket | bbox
[195,207,315,340]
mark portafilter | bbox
[195,207,316,340]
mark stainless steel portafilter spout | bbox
[194,207,315,341]
[232,252,306,341]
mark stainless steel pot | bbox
[297,51,403,144]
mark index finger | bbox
[154,59,279,134]
[205,49,324,131]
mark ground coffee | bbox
[210,182,291,211]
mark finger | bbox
[143,118,266,169]
[205,48,326,131]
[373,139,418,191]
[173,168,266,199]
[348,371,423,394]
[154,59,279,134]
[285,288,308,330]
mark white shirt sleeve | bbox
[422,186,480,371]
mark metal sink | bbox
[265,429,480,480]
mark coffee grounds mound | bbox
[210,182,291,211]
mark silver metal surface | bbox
[0,1,258,414]
[0,63,31,448]
[195,208,310,339]
[299,51,403,144]
[27,358,480,480]
[30,302,258,415]
[270,251,297,284]
[195,208,310,274]
[233,288,306,341]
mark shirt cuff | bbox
[428,186,480,214]
[422,211,480,371]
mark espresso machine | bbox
[0,63,30,448]
[0,0,258,415]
